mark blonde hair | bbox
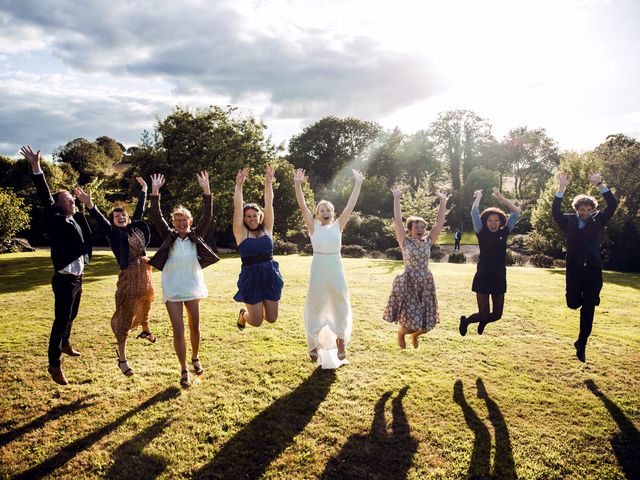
[406,216,427,232]
[315,200,335,218]
[171,205,193,221]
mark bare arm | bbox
[471,189,483,233]
[263,165,274,234]
[427,190,449,243]
[233,167,249,245]
[194,171,212,236]
[293,169,315,235]
[338,169,365,231]
[391,186,406,246]
[492,187,520,215]
[149,173,172,239]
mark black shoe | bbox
[574,341,586,363]
[459,316,469,336]
[236,308,247,331]
[478,321,488,335]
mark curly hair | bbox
[572,194,597,211]
[406,216,427,232]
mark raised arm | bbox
[471,189,483,233]
[233,167,249,245]
[293,169,315,234]
[149,173,172,239]
[263,165,274,234]
[391,186,406,246]
[131,177,148,221]
[21,145,55,209]
[194,171,212,236]
[552,172,569,231]
[427,190,448,243]
[338,169,365,231]
[588,172,618,225]
[75,186,112,234]
[492,187,521,231]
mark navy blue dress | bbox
[233,235,284,304]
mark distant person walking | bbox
[21,145,92,386]
[454,229,462,251]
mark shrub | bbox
[430,245,445,262]
[471,253,480,264]
[511,252,529,266]
[510,234,527,253]
[0,238,19,254]
[0,187,31,240]
[302,244,314,256]
[342,244,366,258]
[385,247,403,260]
[505,250,515,266]
[553,258,566,268]
[341,213,396,251]
[273,240,298,255]
[448,251,466,263]
[530,254,554,268]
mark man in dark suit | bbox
[21,145,93,385]
[552,171,617,363]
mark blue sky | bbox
[1,0,639,157]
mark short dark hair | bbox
[52,189,71,205]
[108,207,127,224]
[480,207,507,228]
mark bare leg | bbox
[165,301,188,384]
[185,300,201,361]
[397,326,416,349]
[243,302,265,327]
[336,337,347,359]
[263,300,279,323]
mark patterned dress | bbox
[383,236,439,331]
[111,228,155,342]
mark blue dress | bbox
[233,234,284,304]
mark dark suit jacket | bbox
[89,191,151,270]
[32,172,92,271]
[148,194,219,271]
[552,190,618,270]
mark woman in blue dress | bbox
[233,165,284,329]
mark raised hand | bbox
[74,186,93,208]
[588,172,602,185]
[473,189,483,200]
[135,176,148,193]
[293,168,306,184]
[352,169,365,184]
[435,189,449,202]
[150,174,165,195]
[558,172,569,191]
[391,186,403,199]
[265,164,275,183]
[491,187,504,200]
[196,171,210,194]
[236,167,249,186]
[20,145,41,171]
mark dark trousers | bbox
[49,273,82,368]
[454,239,461,251]
[466,293,505,325]
[566,267,603,347]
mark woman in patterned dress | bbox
[383,186,448,349]
[77,177,155,377]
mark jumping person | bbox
[148,172,219,387]
[77,177,156,377]
[459,188,520,336]
[294,168,364,366]
[552,172,617,362]
[21,145,92,386]
[383,186,448,349]
[232,165,284,329]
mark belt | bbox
[241,253,273,266]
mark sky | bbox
[1,0,639,158]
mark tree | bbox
[366,127,405,186]
[398,130,441,189]
[95,136,125,163]
[460,167,501,229]
[54,137,114,184]
[287,116,382,190]
[429,110,493,191]
[270,158,313,238]
[0,187,31,240]
[399,177,448,230]
[502,127,560,200]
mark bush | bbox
[302,244,314,256]
[553,258,566,268]
[341,213,396,251]
[505,250,515,266]
[448,251,466,264]
[510,234,527,253]
[342,244,366,258]
[530,254,554,268]
[273,240,298,255]
[0,238,19,254]
[430,244,445,262]
[0,187,31,240]
[471,253,480,264]
[511,252,529,266]
[385,247,403,260]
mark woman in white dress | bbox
[148,172,219,388]
[294,168,364,367]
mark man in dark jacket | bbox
[21,145,93,385]
[552,171,617,363]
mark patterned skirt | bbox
[383,269,439,332]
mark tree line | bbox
[1,106,638,271]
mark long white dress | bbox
[304,221,352,369]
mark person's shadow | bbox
[320,386,418,480]
[453,379,517,479]
[193,368,336,480]
[585,379,640,479]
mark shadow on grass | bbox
[548,269,640,291]
[104,416,172,480]
[13,387,180,480]
[0,395,98,448]
[367,259,405,275]
[320,386,417,480]
[585,379,640,479]
[193,368,336,480]
[0,254,119,294]
[453,379,517,480]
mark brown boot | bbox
[61,343,81,357]
[48,366,69,385]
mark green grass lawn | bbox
[1,251,639,479]
[438,232,478,245]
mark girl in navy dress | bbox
[233,165,284,329]
[459,188,520,336]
